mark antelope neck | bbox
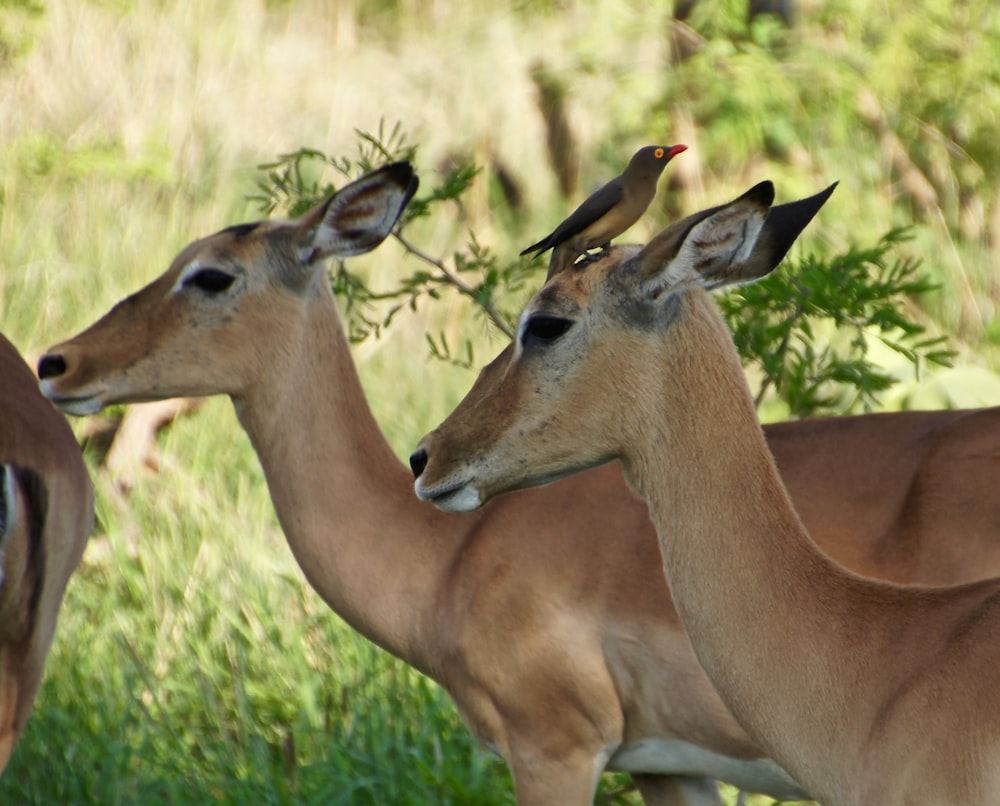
[617,292,899,793]
[232,280,461,673]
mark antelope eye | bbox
[183,268,236,294]
[521,315,573,346]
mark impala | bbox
[413,180,1000,804]
[0,333,94,772]
[36,162,1000,805]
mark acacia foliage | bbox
[253,128,951,418]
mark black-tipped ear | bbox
[298,161,419,265]
[740,180,777,208]
[633,181,834,298]
[741,182,838,282]
[635,181,774,297]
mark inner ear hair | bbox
[635,181,837,298]
[636,183,774,298]
[298,162,418,266]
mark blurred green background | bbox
[1,1,998,803]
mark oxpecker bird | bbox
[521,144,688,277]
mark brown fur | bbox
[40,172,1000,804]
[416,183,1000,804]
[0,334,93,773]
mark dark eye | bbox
[183,268,236,294]
[521,315,573,346]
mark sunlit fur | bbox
[415,183,1000,804]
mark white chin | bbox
[414,480,482,513]
[50,395,103,416]
[435,486,483,513]
[39,381,105,415]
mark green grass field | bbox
[1,1,998,803]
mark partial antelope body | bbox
[37,162,1000,804]
[414,181,1000,804]
[0,334,94,773]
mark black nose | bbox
[37,354,67,380]
[409,448,428,479]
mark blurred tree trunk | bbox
[530,61,579,199]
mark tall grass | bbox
[0,0,996,803]
[0,2,524,802]
[3,405,513,804]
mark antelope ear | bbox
[748,181,838,280]
[297,162,419,265]
[0,464,16,587]
[0,464,44,592]
[634,181,836,299]
[635,181,774,298]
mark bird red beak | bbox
[668,144,689,159]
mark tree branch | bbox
[393,231,515,340]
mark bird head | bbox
[628,144,688,178]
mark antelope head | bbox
[411,181,836,512]
[38,162,418,414]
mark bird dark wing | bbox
[520,178,625,256]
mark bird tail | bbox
[520,237,552,256]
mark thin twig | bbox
[753,302,803,409]
[393,231,515,340]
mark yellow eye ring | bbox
[654,148,665,158]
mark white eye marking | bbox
[172,259,203,294]
[513,309,534,361]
